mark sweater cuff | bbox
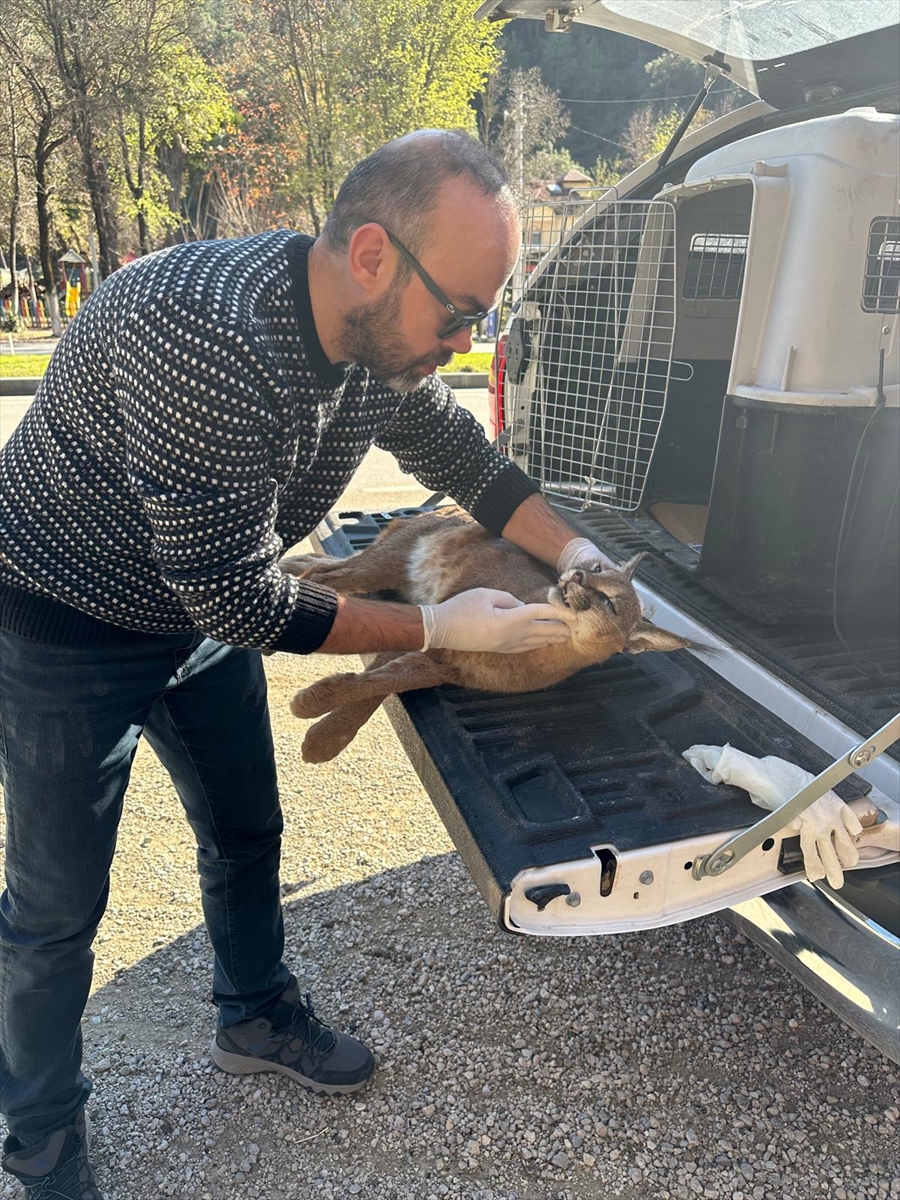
[269,581,339,654]
[470,463,541,536]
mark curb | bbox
[437,372,489,389]
[1,378,41,396]
[1,373,490,398]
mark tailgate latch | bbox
[524,883,572,911]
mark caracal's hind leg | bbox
[301,695,389,763]
[290,651,455,720]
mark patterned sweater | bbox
[0,231,538,652]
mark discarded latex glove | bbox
[557,537,616,575]
[682,743,863,889]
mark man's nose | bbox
[442,325,474,355]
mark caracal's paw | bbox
[302,715,361,763]
[290,677,355,719]
[279,553,345,578]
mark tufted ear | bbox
[625,620,694,655]
[617,552,648,581]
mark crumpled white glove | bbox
[420,588,572,654]
[683,743,863,889]
[557,537,617,575]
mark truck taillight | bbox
[488,333,507,444]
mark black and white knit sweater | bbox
[0,231,538,652]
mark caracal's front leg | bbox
[279,551,387,595]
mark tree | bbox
[524,145,590,186]
[4,69,22,329]
[225,0,503,235]
[0,4,69,331]
[111,0,232,254]
[499,22,659,171]
[593,48,751,183]
[27,0,125,279]
[482,66,570,198]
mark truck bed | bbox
[566,506,900,757]
[310,507,874,926]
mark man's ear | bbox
[348,223,393,297]
[625,621,695,655]
[616,552,648,581]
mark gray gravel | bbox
[1,393,897,1199]
[3,843,899,1199]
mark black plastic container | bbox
[697,396,900,626]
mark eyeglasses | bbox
[382,228,493,340]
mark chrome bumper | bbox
[728,880,900,1064]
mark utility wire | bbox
[568,124,632,151]
[558,91,705,104]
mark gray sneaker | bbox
[210,979,375,1095]
[2,1109,103,1199]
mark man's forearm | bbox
[316,593,426,654]
[499,493,581,569]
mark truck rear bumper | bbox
[728,881,900,1064]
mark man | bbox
[0,130,604,1198]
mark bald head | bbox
[323,129,516,258]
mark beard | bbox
[341,284,454,393]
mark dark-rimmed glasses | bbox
[382,228,494,340]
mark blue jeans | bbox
[0,628,292,1144]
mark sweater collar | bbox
[286,234,351,388]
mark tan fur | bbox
[280,508,698,761]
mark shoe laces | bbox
[21,1145,98,1200]
[283,991,337,1055]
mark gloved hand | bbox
[420,588,572,654]
[683,743,863,889]
[557,537,616,575]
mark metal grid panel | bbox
[683,232,748,300]
[510,197,677,513]
[863,216,900,313]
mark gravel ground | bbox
[0,393,898,1199]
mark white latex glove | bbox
[557,537,617,575]
[420,588,572,654]
[683,743,863,889]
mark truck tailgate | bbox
[309,507,874,936]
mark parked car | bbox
[314,0,900,1061]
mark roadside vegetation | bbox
[0,0,748,333]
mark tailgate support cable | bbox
[692,712,900,880]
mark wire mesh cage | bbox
[863,216,900,313]
[503,195,678,513]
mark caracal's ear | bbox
[625,621,695,655]
[616,552,648,581]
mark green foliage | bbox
[437,351,492,374]
[498,25,749,173]
[209,0,502,236]
[114,32,234,241]
[525,145,589,185]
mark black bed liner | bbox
[562,506,900,759]
[312,507,872,918]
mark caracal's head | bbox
[548,553,697,658]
